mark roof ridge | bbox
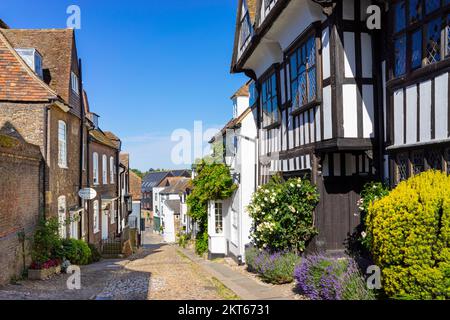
[0,30,59,100]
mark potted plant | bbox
[28,217,63,280]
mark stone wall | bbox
[0,134,42,285]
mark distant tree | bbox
[131,169,144,178]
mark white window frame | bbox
[58,196,67,239]
[70,211,79,239]
[71,71,79,95]
[93,200,100,233]
[102,155,108,185]
[111,201,116,224]
[58,120,67,168]
[214,202,223,235]
[93,152,99,185]
[110,156,115,184]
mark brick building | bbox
[0,134,42,285]
[0,26,87,240]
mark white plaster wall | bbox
[435,73,449,140]
[419,80,432,142]
[343,84,358,137]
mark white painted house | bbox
[207,83,257,263]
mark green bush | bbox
[366,171,450,299]
[195,231,208,256]
[178,233,191,248]
[61,239,92,265]
[31,217,62,264]
[88,243,101,263]
[245,246,259,273]
[247,175,319,253]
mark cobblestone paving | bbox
[0,231,224,300]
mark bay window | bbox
[290,35,317,109]
[392,0,450,78]
[261,72,279,127]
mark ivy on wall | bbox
[187,158,237,255]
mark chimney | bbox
[0,19,10,29]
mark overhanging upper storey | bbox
[231,0,327,78]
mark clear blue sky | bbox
[0,0,246,171]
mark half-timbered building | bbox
[231,0,392,252]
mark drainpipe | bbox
[78,59,85,240]
[42,105,51,220]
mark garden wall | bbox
[0,134,42,285]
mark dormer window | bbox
[71,71,80,95]
[15,48,43,79]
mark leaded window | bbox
[397,153,409,182]
[392,0,450,77]
[412,151,425,175]
[427,149,442,170]
[261,72,279,127]
[290,35,316,109]
[240,6,252,49]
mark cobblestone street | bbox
[0,230,226,300]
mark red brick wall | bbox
[0,136,42,285]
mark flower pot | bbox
[28,265,61,280]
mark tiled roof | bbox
[120,153,129,168]
[104,131,121,149]
[158,176,184,188]
[231,83,249,99]
[142,171,173,191]
[89,129,118,149]
[129,170,142,200]
[164,199,181,214]
[1,28,76,104]
[171,169,191,177]
[161,178,192,195]
[0,31,57,102]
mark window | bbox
[93,200,99,233]
[71,71,79,95]
[58,196,67,239]
[427,149,442,170]
[102,155,108,184]
[214,202,223,234]
[261,72,279,127]
[110,157,115,184]
[239,4,252,49]
[397,153,409,182]
[249,81,258,107]
[412,151,425,175]
[58,121,67,168]
[111,201,116,224]
[392,0,450,77]
[290,35,317,108]
[93,152,99,185]
[70,211,79,239]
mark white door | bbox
[102,210,109,240]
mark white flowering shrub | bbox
[247,175,319,253]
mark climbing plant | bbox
[187,159,237,255]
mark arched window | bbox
[58,121,67,167]
[102,155,108,184]
[93,200,100,233]
[110,156,115,183]
[93,153,99,185]
[58,196,67,239]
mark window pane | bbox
[426,18,442,64]
[395,36,407,77]
[308,67,317,102]
[427,149,442,170]
[412,151,424,175]
[409,0,422,24]
[290,54,297,81]
[394,1,406,32]
[299,72,307,105]
[411,29,422,69]
[446,15,450,56]
[292,80,299,108]
[397,153,409,182]
[307,36,316,66]
[425,0,440,15]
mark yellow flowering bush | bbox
[366,171,450,299]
